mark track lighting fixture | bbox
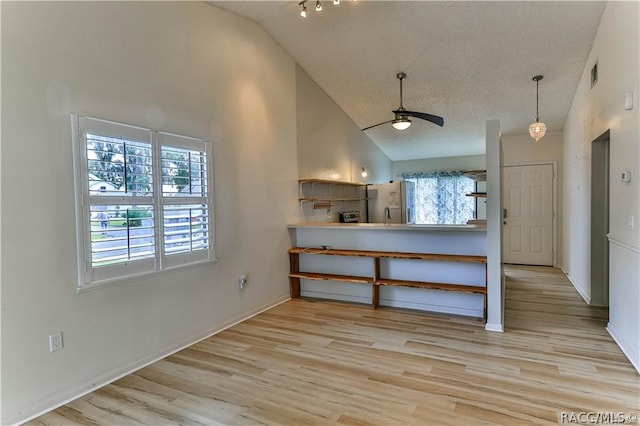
[297,0,355,18]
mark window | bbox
[72,115,214,290]
[404,172,475,224]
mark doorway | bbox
[503,164,555,266]
[590,130,610,306]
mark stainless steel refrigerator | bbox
[367,181,416,224]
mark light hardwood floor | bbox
[29,266,639,425]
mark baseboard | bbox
[560,265,591,305]
[11,295,291,426]
[485,322,504,332]
[606,323,640,375]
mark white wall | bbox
[296,66,392,184]
[502,131,563,166]
[562,1,639,372]
[296,66,391,222]
[1,3,299,423]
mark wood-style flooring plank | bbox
[28,266,639,425]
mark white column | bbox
[485,120,504,332]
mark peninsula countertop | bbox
[287,222,487,232]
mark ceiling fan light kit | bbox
[529,75,547,141]
[362,72,444,132]
[392,117,412,130]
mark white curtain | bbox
[403,172,475,224]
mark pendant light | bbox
[529,75,547,141]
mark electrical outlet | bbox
[239,274,248,290]
[49,333,63,352]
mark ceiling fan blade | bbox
[395,110,445,127]
[362,119,394,131]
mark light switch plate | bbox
[624,92,634,110]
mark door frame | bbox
[502,160,559,267]
[590,130,610,306]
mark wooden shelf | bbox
[466,192,487,198]
[298,179,367,214]
[288,247,487,322]
[289,272,372,284]
[298,197,367,202]
[463,170,487,181]
[288,247,487,263]
[375,278,486,294]
[299,179,366,186]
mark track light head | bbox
[299,1,308,17]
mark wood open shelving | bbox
[288,247,487,322]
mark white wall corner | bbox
[560,266,591,304]
[606,323,640,374]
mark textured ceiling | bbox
[210,1,605,161]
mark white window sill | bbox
[77,257,218,294]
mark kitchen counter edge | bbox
[287,223,487,232]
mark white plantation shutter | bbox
[72,116,214,290]
[158,133,212,267]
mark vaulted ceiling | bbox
[211,1,605,161]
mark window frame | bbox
[71,114,215,292]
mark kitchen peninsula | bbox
[288,222,487,320]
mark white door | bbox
[503,164,554,266]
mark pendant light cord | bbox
[532,75,543,123]
[536,78,540,122]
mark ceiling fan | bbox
[362,72,444,131]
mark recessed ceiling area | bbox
[210,1,605,161]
